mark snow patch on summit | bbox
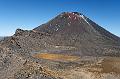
[80,15,91,26]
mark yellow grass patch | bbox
[32,53,80,62]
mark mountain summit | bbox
[34,12,92,33]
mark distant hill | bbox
[0,37,4,40]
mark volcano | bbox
[32,12,120,56]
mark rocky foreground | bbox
[0,12,120,79]
[0,45,120,79]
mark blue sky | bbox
[0,0,120,37]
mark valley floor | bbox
[0,47,120,79]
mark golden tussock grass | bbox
[32,53,80,62]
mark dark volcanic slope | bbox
[34,12,120,44]
[1,12,120,57]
